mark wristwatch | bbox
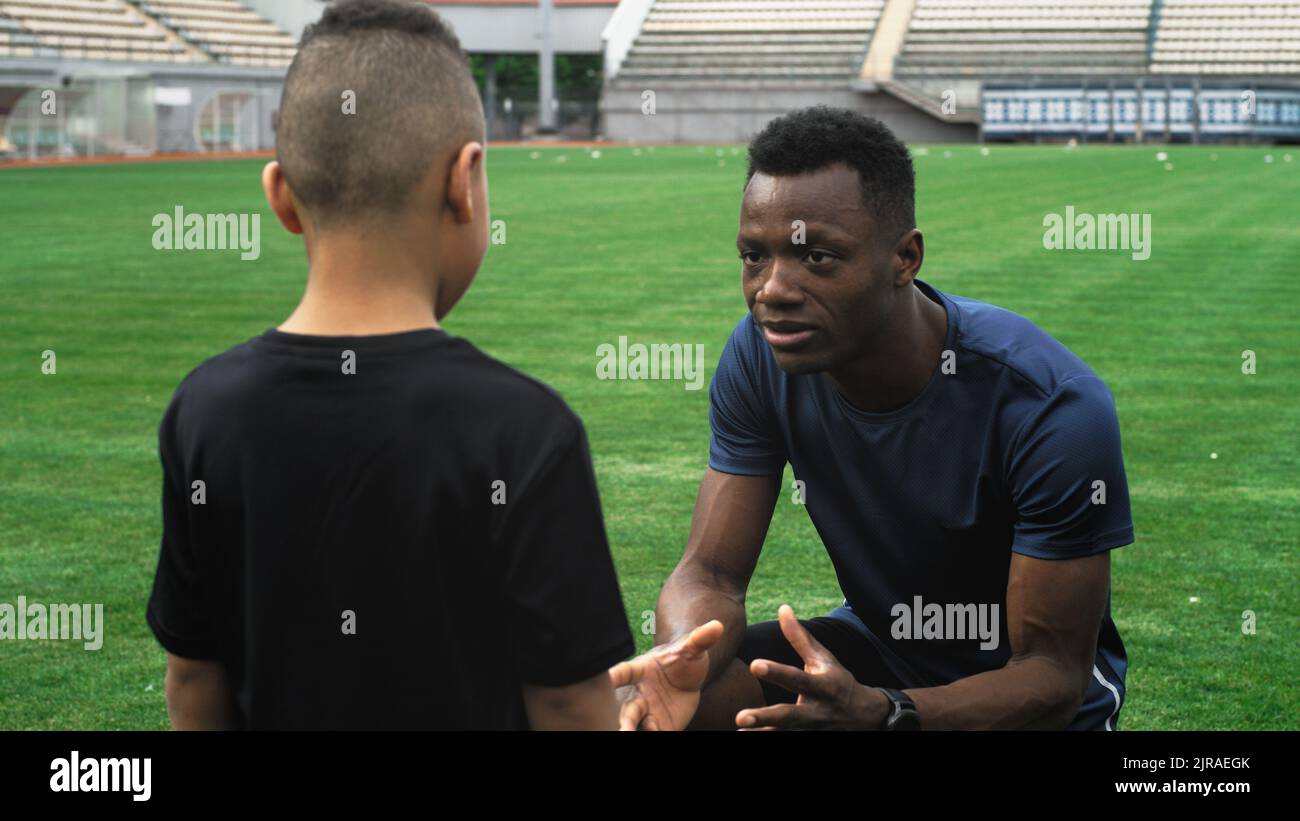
[876,687,921,731]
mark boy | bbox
[146,0,670,730]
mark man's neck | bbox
[278,236,440,337]
[826,283,948,414]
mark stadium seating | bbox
[0,0,202,63]
[133,0,296,67]
[0,0,294,66]
[614,0,886,87]
[1150,0,1300,74]
[893,0,1155,78]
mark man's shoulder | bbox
[719,313,775,376]
[944,288,1102,400]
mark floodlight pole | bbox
[537,0,557,135]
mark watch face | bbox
[891,710,922,731]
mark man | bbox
[145,0,710,730]
[613,107,1133,730]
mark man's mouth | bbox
[760,320,818,350]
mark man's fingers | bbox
[735,702,802,730]
[679,619,724,658]
[776,604,832,666]
[749,658,817,696]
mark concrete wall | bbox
[0,57,285,154]
[153,74,283,152]
[243,0,320,43]
[239,1,615,54]
[434,5,613,53]
[602,86,978,143]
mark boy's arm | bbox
[165,654,239,730]
[151,394,236,727]
[496,419,637,728]
[522,672,620,731]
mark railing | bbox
[601,0,656,80]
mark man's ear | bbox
[262,161,304,235]
[445,141,485,225]
[892,228,924,286]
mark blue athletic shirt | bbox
[709,279,1133,730]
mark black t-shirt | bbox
[146,327,635,729]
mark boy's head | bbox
[263,0,487,319]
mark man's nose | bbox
[754,257,803,306]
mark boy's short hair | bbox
[746,106,916,244]
[276,0,485,227]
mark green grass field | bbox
[1,143,1296,729]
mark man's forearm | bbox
[655,567,747,686]
[903,655,1085,730]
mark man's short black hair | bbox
[277,0,485,227]
[746,106,916,242]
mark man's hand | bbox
[609,620,724,731]
[735,605,889,730]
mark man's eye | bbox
[805,251,831,264]
[740,252,762,264]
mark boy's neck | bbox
[279,234,441,337]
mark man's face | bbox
[737,163,897,374]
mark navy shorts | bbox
[737,614,907,706]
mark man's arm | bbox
[522,672,620,730]
[164,654,239,730]
[904,551,1111,729]
[611,468,779,730]
[738,551,1112,730]
[656,468,781,677]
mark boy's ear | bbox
[445,142,485,225]
[262,161,304,235]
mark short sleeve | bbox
[708,319,787,476]
[146,396,220,659]
[1007,375,1135,559]
[496,422,635,686]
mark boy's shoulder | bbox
[166,329,584,447]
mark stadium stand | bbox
[0,0,204,63]
[131,0,297,67]
[885,0,1155,115]
[1150,0,1300,74]
[4,0,1299,152]
[602,0,1300,143]
[893,0,1154,78]
[613,0,886,88]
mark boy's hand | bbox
[609,620,724,731]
